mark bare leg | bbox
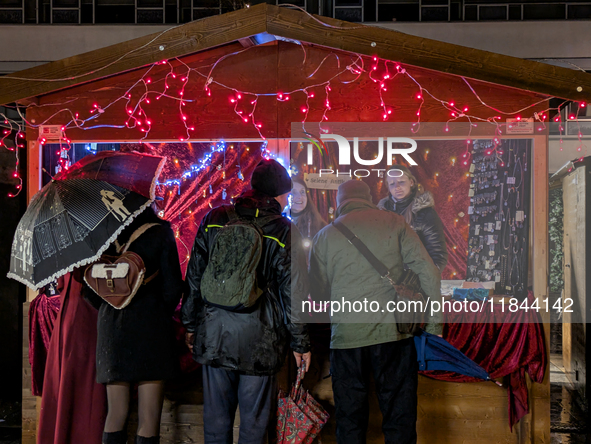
[137,380,164,438]
[105,382,131,433]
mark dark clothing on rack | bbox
[202,365,276,444]
[182,189,310,376]
[377,190,448,270]
[86,210,183,384]
[330,338,418,444]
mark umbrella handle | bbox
[290,363,306,400]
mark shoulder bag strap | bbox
[332,220,395,285]
[120,223,161,253]
[224,205,240,223]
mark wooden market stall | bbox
[3,4,591,443]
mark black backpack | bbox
[200,206,283,311]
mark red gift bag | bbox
[276,365,329,444]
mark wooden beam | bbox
[0,5,268,105]
[265,5,591,102]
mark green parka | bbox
[309,198,443,349]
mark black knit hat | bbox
[250,159,292,197]
[336,180,373,207]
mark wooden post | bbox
[522,134,550,444]
[22,139,42,444]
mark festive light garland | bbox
[0,23,587,198]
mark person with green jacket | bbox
[308,179,442,444]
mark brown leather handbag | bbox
[332,220,425,336]
[84,223,160,309]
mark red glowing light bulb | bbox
[373,57,377,61]
[516,116,521,121]
[285,96,290,101]
[310,93,315,98]
[463,107,468,112]
[12,172,18,178]
[230,98,235,103]
[416,93,422,99]
[387,109,392,114]
[569,114,576,120]
[450,102,455,107]
[581,102,587,108]
[301,107,307,113]
[146,99,150,104]
[243,118,248,122]
[237,94,242,99]
[146,79,151,84]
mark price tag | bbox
[496,220,502,230]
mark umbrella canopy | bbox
[55,151,165,200]
[8,179,152,290]
[276,366,329,444]
[414,331,495,383]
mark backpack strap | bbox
[118,223,161,253]
[224,205,240,223]
[253,214,284,228]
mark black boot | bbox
[135,436,160,444]
[102,430,128,444]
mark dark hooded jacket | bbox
[377,190,448,270]
[182,189,310,376]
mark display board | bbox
[466,139,532,299]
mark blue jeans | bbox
[202,365,276,444]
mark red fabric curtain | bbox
[421,291,547,429]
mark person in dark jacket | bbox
[85,206,184,444]
[377,165,448,270]
[309,180,442,444]
[182,159,311,444]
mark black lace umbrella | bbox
[8,178,152,290]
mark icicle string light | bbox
[1,44,581,197]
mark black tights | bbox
[104,381,164,438]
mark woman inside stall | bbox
[290,176,327,252]
[378,165,448,271]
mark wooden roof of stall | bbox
[1,3,591,105]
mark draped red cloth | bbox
[28,292,61,396]
[420,291,547,430]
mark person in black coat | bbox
[182,159,311,444]
[85,206,183,444]
[377,165,448,270]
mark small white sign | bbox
[304,173,349,190]
[506,118,534,134]
[39,125,63,140]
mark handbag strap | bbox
[118,223,160,253]
[332,220,394,285]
